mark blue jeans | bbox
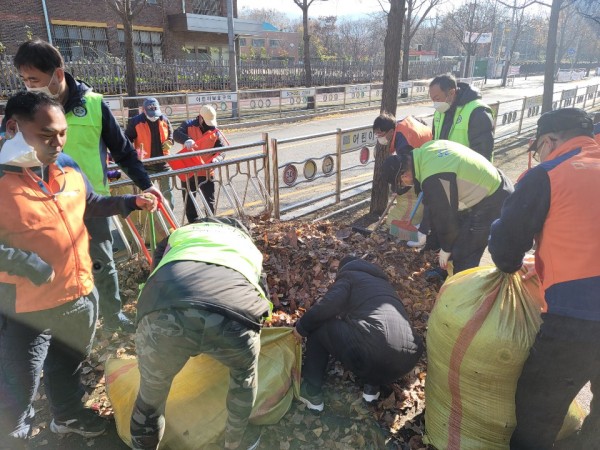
[0,291,98,442]
[85,215,122,319]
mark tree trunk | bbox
[370,0,406,216]
[123,11,138,118]
[542,0,562,113]
[400,0,412,82]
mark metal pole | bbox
[226,0,239,118]
[271,138,280,219]
[335,129,342,204]
[41,0,53,45]
[262,132,271,197]
[517,97,527,134]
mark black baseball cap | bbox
[529,108,593,152]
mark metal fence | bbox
[0,56,456,97]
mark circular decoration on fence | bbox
[322,156,334,174]
[220,102,227,111]
[282,164,298,186]
[359,146,370,164]
[165,106,173,115]
[303,160,317,180]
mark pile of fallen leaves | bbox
[74,218,440,449]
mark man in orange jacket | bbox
[0,92,156,447]
[125,98,174,208]
[489,108,600,449]
[173,105,224,222]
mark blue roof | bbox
[262,22,279,31]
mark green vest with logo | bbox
[413,140,501,209]
[433,99,492,149]
[151,222,272,316]
[63,92,108,194]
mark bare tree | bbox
[238,7,293,30]
[106,0,148,106]
[370,0,407,215]
[542,0,563,112]
[444,1,497,77]
[500,0,529,86]
[292,0,328,108]
[337,19,373,61]
[574,0,600,25]
[400,0,443,81]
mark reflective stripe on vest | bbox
[63,92,107,194]
[433,99,491,148]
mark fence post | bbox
[262,132,271,198]
[491,101,501,131]
[271,137,280,219]
[594,85,598,107]
[336,128,342,204]
[517,97,527,135]
[583,87,588,110]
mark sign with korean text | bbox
[341,127,376,152]
[188,92,238,105]
[281,88,316,99]
[524,95,543,109]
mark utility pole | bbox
[226,0,239,118]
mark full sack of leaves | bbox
[424,266,584,450]
[106,327,301,449]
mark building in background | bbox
[238,23,301,63]
[0,0,262,62]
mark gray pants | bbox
[130,308,260,450]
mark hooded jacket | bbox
[295,259,423,374]
[432,82,494,161]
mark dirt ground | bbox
[21,134,590,450]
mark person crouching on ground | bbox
[293,256,423,412]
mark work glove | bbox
[407,230,427,248]
[212,153,225,163]
[161,140,173,153]
[184,139,195,150]
[438,249,451,270]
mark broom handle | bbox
[408,192,424,223]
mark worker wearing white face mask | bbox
[429,74,495,162]
[125,97,175,208]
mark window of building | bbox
[118,29,163,62]
[189,0,221,16]
[239,38,247,47]
[52,25,109,61]
[183,46,211,62]
[269,39,281,48]
[252,39,265,48]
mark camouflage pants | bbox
[130,308,260,450]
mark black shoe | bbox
[225,425,262,450]
[424,267,448,282]
[362,384,380,403]
[298,381,324,412]
[103,311,136,333]
[50,408,107,438]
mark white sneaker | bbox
[407,231,426,248]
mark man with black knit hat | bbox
[489,108,600,450]
[293,256,423,412]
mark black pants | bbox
[510,314,600,449]
[181,176,215,223]
[302,318,422,389]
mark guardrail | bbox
[99,77,486,128]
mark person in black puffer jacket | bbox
[293,256,423,412]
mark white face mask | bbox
[377,136,389,145]
[433,101,451,113]
[145,114,159,122]
[0,128,43,168]
[26,70,58,98]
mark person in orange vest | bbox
[173,105,224,222]
[125,98,174,208]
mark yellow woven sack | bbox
[424,266,585,450]
[106,327,301,449]
[386,189,424,240]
